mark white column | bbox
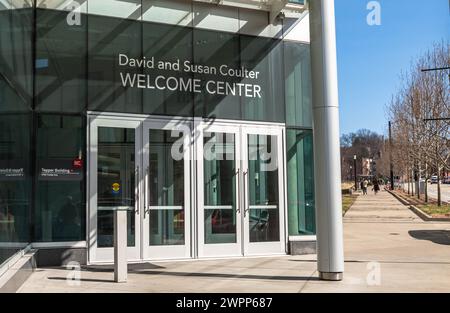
[114,210,128,283]
[309,0,344,281]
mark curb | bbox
[386,189,450,222]
[0,249,37,293]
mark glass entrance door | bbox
[197,123,242,257]
[89,116,285,263]
[197,122,285,257]
[142,119,191,260]
[242,127,285,256]
[89,116,192,263]
[88,118,141,263]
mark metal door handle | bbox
[243,170,248,217]
[236,168,240,213]
[144,166,149,217]
[135,166,139,214]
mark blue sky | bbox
[335,0,450,135]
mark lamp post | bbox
[353,155,357,190]
[389,121,394,190]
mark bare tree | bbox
[388,42,449,205]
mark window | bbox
[34,115,85,242]
[284,41,312,128]
[87,14,142,113]
[193,29,241,120]
[240,35,285,123]
[286,129,315,235]
[35,9,87,113]
[0,114,31,250]
[142,22,193,117]
[0,5,33,265]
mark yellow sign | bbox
[112,182,120,194]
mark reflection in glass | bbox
[0,114,31,264]
[247,134,279,242]
[240,35,284,123]
[149,130,184,246]
[204,132,236,244]
[35,115,85,242]
[142,22,193,117]
[286,129,315,235]
[88,0,141,19]
[284,42,312,127]
[97,127,135,247]
[88,15,142,113]
[0,5,33,265]
[194,29,240,119]
[35,9,86,113]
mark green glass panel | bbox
[88,15,142,113]
[284,42,312,128]
[0,5,33,264]
[34,114,85,242]
[142,23,193,117]
[240,35,285,123]
[0,114,31,255]
[0,8,33,113]
[286,129,315,235]
[35,9,86,113]
[193,29,241,120]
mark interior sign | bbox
[38,159,83,181]
[0,167,24,178]
[118,54,263,99]
[0,161,25,181]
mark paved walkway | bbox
[18,190,450,293]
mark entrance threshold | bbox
[87,252,288,266]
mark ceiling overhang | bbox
[193,0,307,21]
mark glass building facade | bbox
[0,0,314,266]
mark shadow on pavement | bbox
[409,230,450,245]
[126,270,320,281]
[79,262,166,273]
[47,277,114,284]
[47,269,320,283]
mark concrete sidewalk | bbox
[18,190,450,293]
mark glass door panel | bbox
[148,129,185,246]
[142,120,191,260]
[88,118,141,263]
[197,123,242,257]
[242,128,285,256]
[247,134,280,243]
[97,127,136,248]
[203,132,237,245]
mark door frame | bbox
[195,119,287,258]
[87,113,287,264]
[87,115,142,264]
[196,121,243,258]
[241,125,286,256]
[141,118,192,260]
[87,112,194,264]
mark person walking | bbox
[373,179,380,195]
[362,179,368,195]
